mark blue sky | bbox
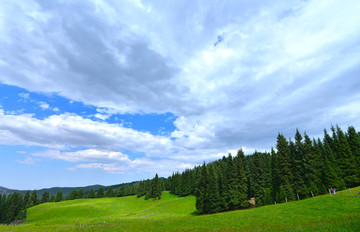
[1,0,360,190]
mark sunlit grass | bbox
[1,188,359,231]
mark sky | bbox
[1,0,360,190]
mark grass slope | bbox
[1,187,359,232]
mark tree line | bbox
[1,125,359,222]
[164,125,360,213]
[0,173,168,224]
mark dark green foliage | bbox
[347,126,360,184]
[23,190,30,209]
[29,190,38,207]
[106,186,114,197]
[302,134,320,195]
[55,190,63,202]
[41,191,50,203]
[235,149,249,208]
[97,187,105,198]
[292,130,306,197]
[191,125,360,214]
[68,188,78,200]
[88,189,95,198]
[78,189,84,199]
[0,192,26,224]
[276,134,293,191]
[137,180,146,197]
[145,174,161,200]
[195,163,209,214]
[206,165,221,213]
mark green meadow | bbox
[1,187,359,232]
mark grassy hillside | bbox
[1,187,359,232]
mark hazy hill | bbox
[0,185,104,197]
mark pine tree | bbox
[335,126,359,187]
[88,189,95,198]
[6,193,23,223]
[41,191,50,203]
[97,187,105,198]
[23,190,30,209]
[78,189,84,199]
[223,154,241,210]
[150,174,161,199]
[321,136,345,189]
[29,190,38,207]
[292,129,306,197]
[271,148,280,203]
[69,188,78,200]
[55,190,63,202]
[137,180,146,197]
[195,162,209,214]
[346,126,360,185]
[207,165,221,213]
[106,186,114,197]
[303,133,319,196]
[276,134,293,191]
[235,149,249,208]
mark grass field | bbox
[1,187,359,231]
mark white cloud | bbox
[38,101,50,109]
[34,149,130,163]
[0,110,173,154]
[71,163,127,174]
[1,0,360,176]
[17,157,37,165]
[18,93,30,99]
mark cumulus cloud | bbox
[1,0,360,176]
[0,109,173,154]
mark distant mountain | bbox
[1,181,142,197]
[0,186,16,195]
[0,185,104,197]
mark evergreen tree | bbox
[292,129,306,197]
[276,134,293,191]
[97,187,105,198]
[207,165,221,213]
[302,133,319,196]
[321,136,345,189]
[150,174,161,199]
[335,126,359,187]
[41,191,50,203]
[137,180,146,197]
[88,189,95,198]
[55,190,63,202]
[235,149,249,208]
[195,162,209,214]
[118,184,125,197]
[270,148,280,203]
[346,126,360,185]
[69,188,78,200]
[29,190,38,207]
[106,186,114,197]
[145,179,152,200]
[223,154,241,210]
[6,193,23,223]
[78,189,84,199]
[23,190,30,209]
